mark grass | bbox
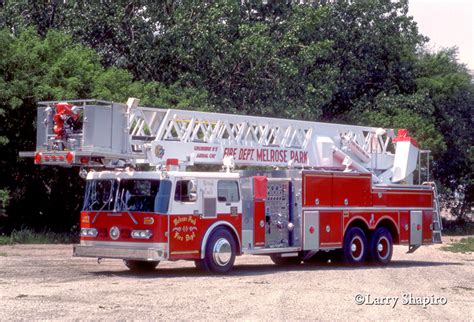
[0,228,78,245]
[441,237,474,253]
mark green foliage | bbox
[415,49,474,219]
[0,27,209,232]
[0,189,9,209]
[353,93,446,155]
[0,228,77,245]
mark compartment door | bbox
[303,211,319,250]
[410,210,422,246]
[253,176,267,247]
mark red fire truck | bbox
[21,98,442,274]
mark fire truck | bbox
[20,98,442,274]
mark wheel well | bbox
[219,226,241,255]
[375,219,399,244]
[345,218,370,237]
[201,223,241,259]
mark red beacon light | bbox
[80,157,90,164]
[34,152,42,164]
[166,158,179,171]
[66,151,74,164]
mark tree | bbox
[0,28,208,232]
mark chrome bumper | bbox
[73,244,167,261]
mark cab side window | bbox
[217,180,240,202]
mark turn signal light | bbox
[80,157,89,164]
[143,217,154,225]
[34,152,42,164]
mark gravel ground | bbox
[0,236,472,320]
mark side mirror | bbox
[187,180,197,202]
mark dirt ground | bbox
[0,237,472,320]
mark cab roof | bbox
[86,170,240,180]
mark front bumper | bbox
[73,242,168,261]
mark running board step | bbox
[406,245,421,254]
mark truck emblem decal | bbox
[172,216,198,242]
[154,145,165,159]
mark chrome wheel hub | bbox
[377,243,384,252]
[350,236,363,261]
[212,238,232,266]
[377,236,390,260]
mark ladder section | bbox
[145,108,395,174]
[424,182,443,243]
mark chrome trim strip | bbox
[373,184,432,190]
[200,221,241,259]
[73,244,167,261]
[80,240,167,248]
[243,247,301,255]
[303,207,433,212]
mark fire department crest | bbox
[172,216,198,242]
[154,144,165,159]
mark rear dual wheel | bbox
[343,226,393,265]
[369,227,393,265]
[343,227,368,265]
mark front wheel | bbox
[203,228,236,274]
[343,227,368,265]
[124,260,159,272]
[369,227,393,265]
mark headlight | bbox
[80,228,98,237]
[131,230,152,239]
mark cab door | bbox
[168,178,202,260]
[216,179,241,217]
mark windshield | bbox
[83,179,117,211]
[117,179,172,213]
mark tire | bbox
[203,228,236,274]
[270,253,302,265]
[343,227,368,265]
[194,259,209,271]
[124,260,159,272]
[369,227,393,265]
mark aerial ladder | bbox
[21,98,421,185]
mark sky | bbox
[408,0,474,70]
